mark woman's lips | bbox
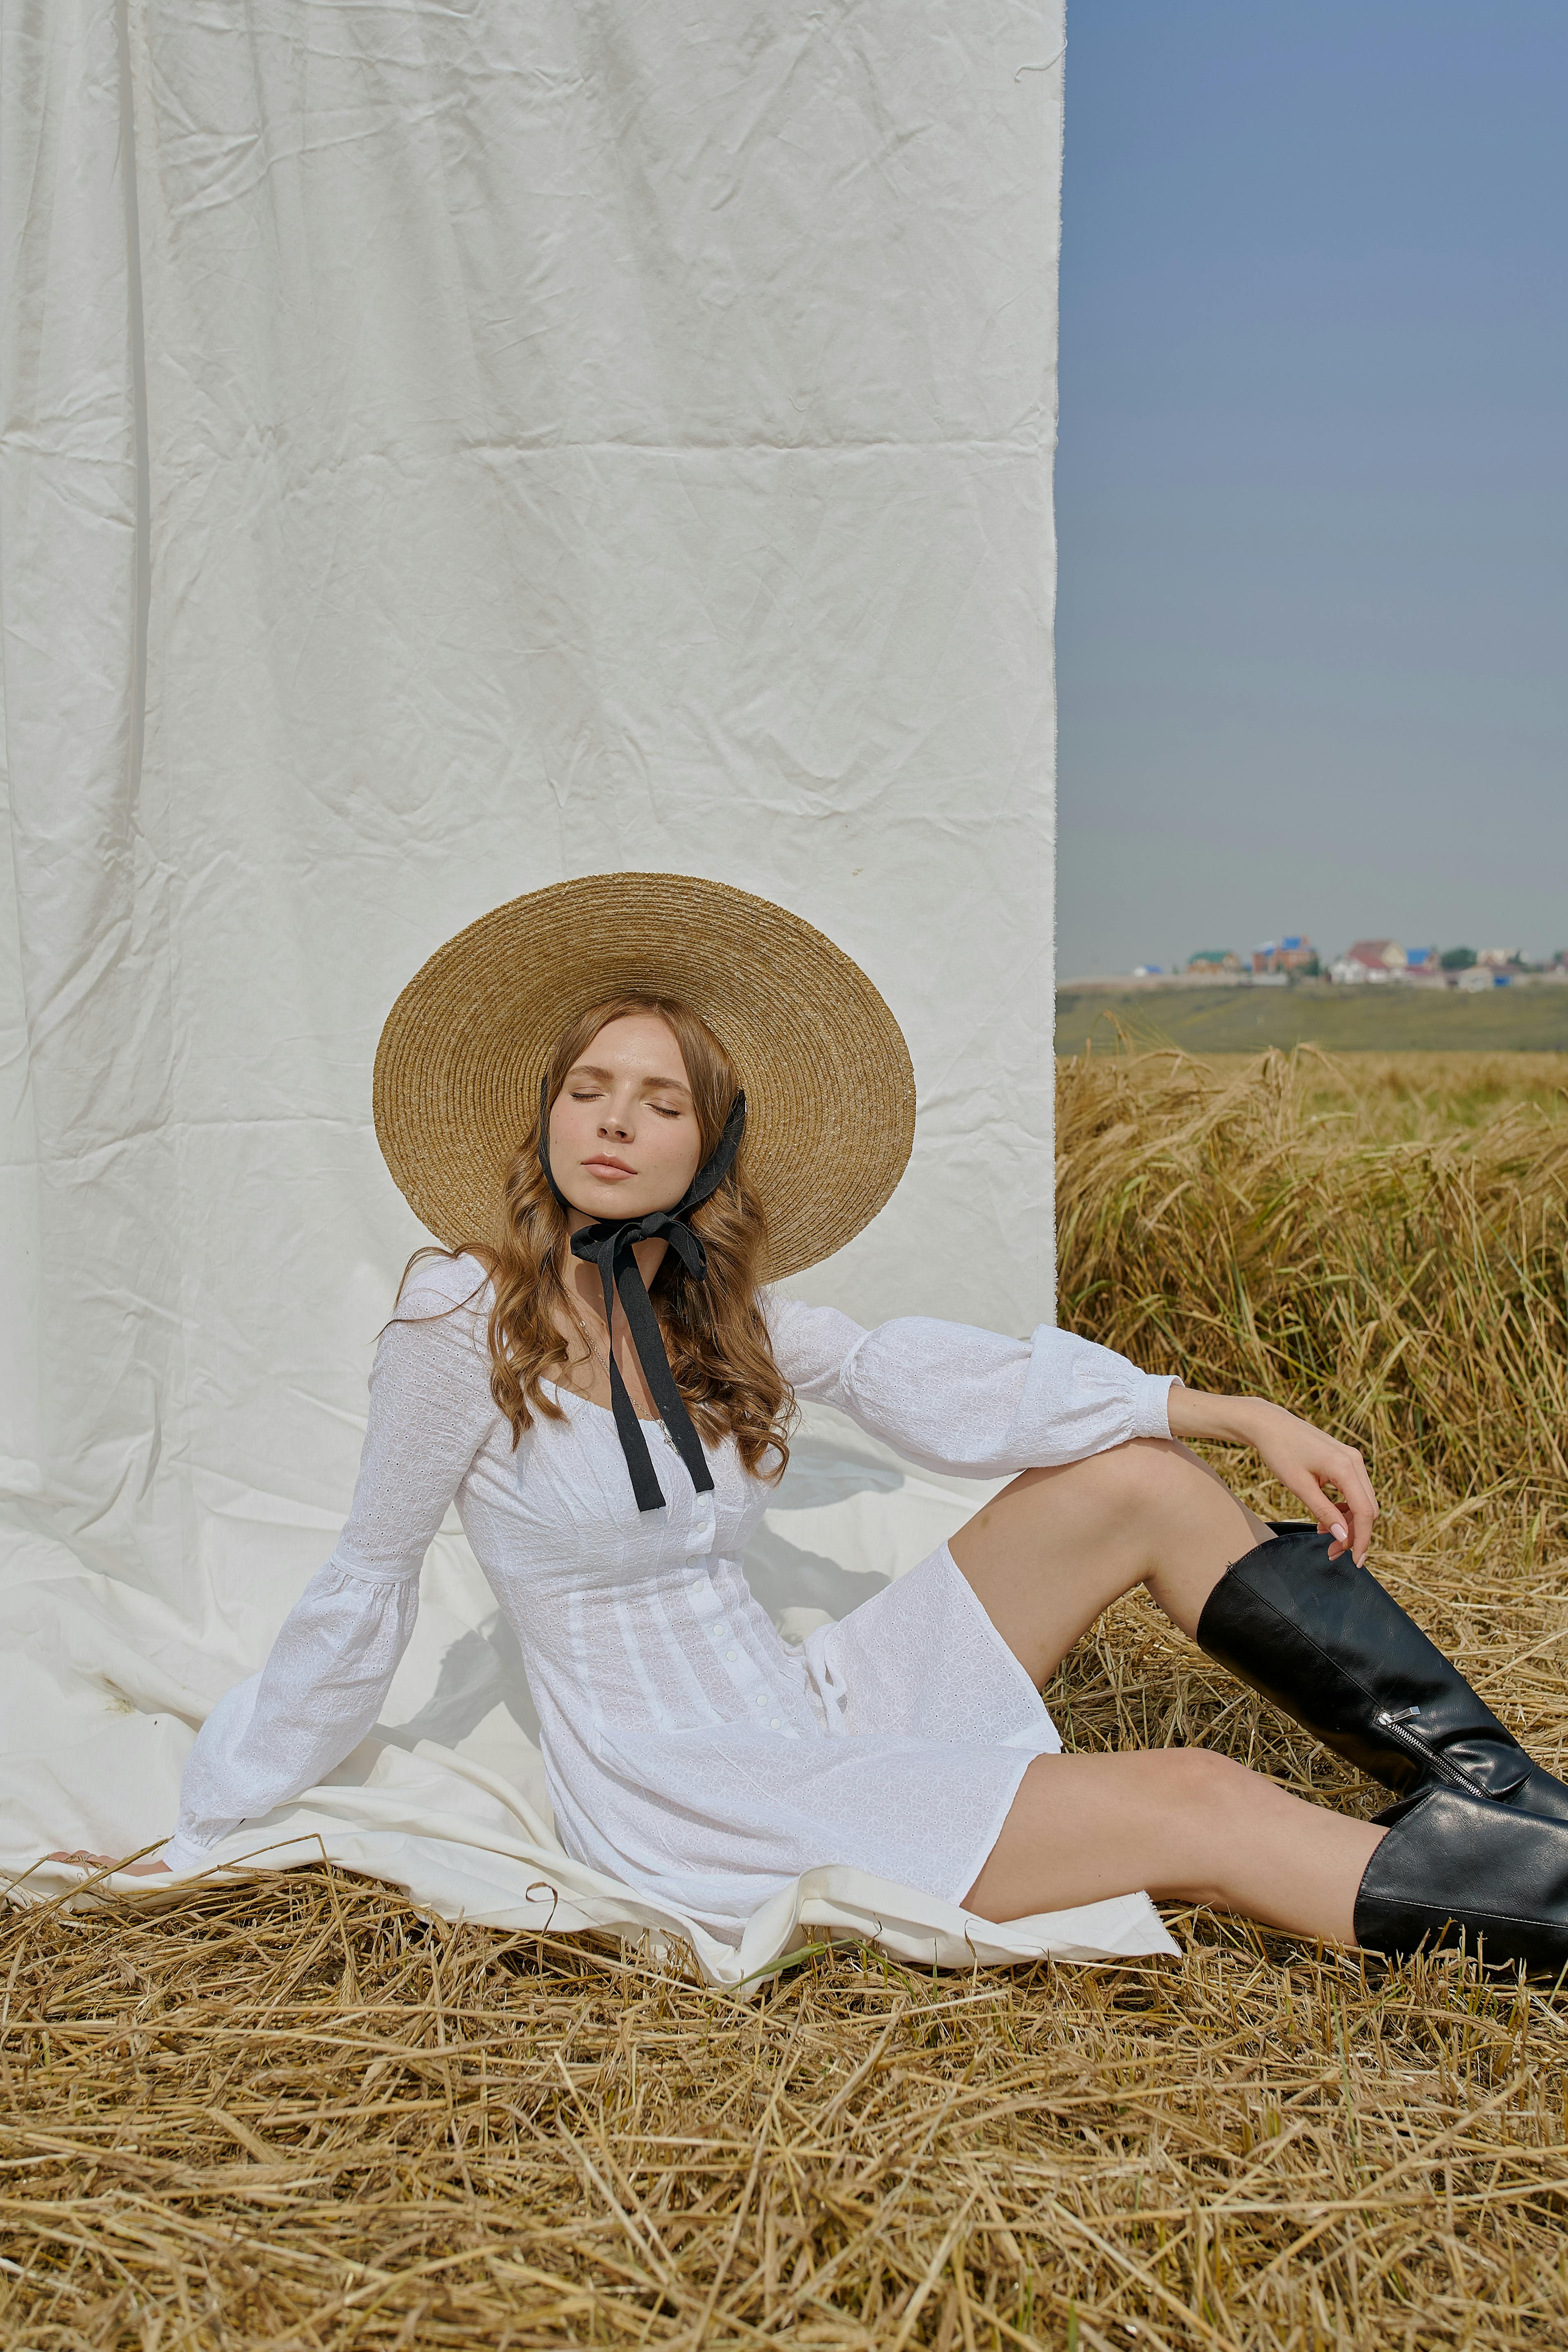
[582,1157,636,1178]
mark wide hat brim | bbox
[373,873,916,1282]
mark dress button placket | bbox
[692,1584,792,1735]
[671,1453,795,1738]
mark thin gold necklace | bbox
[565,1294,611,1383]
[562,1284,661,1422]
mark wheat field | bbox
[5,1046,1568,2350]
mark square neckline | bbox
[541,1376,666,1428]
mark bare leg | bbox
[948,1436,1272,1688]
[947,1441,1377,1938]
[963,1748,1384,1944]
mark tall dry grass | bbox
[1058,1043,1568,1520]
[4,1045,1568,2348]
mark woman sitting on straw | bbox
[56,876,1568,1969]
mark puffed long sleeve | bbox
[765,1295,1175,1478]
[166,1256,501,1868]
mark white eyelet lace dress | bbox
[165,1255,1176,1940]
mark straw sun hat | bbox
[373,873,916,1281]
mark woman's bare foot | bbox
[46,1849,172,1877]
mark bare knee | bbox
[1145,1747,1258,1904]
[1068,1435,1204,1516]
[1156,1745,1251,1808]
[1017,1743,1246,1823]
[1133,1743,1254,1842]
[1039,1436,1265,1585]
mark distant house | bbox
[1331,939,1407,984]
[1477,947,1519,970]
[1403,945,1439,973]
[1251,934,1317,975]
[1186,948,1242,974]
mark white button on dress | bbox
[166,1256,1179,1937]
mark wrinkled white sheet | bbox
[0,2,1178,1979]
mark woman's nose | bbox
[600,1106,632,1136]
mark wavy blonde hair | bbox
[405,995,793,1483]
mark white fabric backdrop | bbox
[0,0,1173,1974]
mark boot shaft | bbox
[1355,1785,1568,1973]
[1197,1523,1531,1804]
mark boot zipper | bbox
[1374,1705,1484,1796]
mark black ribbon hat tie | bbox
[537,1078,748,1512]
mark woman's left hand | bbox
[1165,1389,1378,1564]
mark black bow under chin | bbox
[538,1082,747,1511]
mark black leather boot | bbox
[1196,1521,1568,1825]
[1355,1785,1568,1972]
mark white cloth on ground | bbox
[166,1256,1175,1939]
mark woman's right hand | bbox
[1165,1388,1378,1563]
[47,1848,172,1876]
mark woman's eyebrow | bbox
[568,1061,692,1097]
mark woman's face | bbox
[548,1014,705,1223]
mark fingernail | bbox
[1332,1523,1348,1542]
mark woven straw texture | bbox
[373,873,916,1281]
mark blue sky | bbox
[1055,0,1568,977]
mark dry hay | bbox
[5,1859,1568,2350]
[1189,1050,1568,1139]
[1057,1041,1568,1520]
[6,1045,1568,2348]
[6,1842,1568,2350]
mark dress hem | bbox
[935,1742,1042,1911]
[935,1542,1062,1744]
[927,1542,1063,1908]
